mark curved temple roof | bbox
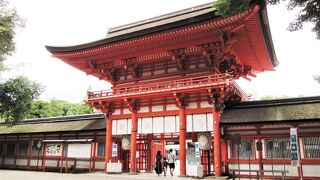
[45,2,278,81]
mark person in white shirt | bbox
[167,149,176,176]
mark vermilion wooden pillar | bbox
[146,134,153,172]
[213,109,221,176]
[179,108,187,176]
[221,138,228,173]
[130,111,138,173]
[105,115,113,172]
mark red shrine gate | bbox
[46,2,277,177]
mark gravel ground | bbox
[0,169,193,180]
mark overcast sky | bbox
[3,0,320,103]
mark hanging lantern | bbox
[197,132,212,150]
[121,136,131,150]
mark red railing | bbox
[87,74,234,100]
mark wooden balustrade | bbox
[87,74,235,100]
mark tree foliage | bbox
[26,100,94,119]
[0,0,24,66]
[0,76,42,124]
[213,0,320,39]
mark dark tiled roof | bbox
[0,114,105,135]
[222,96,320,124]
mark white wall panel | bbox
[68,144,91,158]
[164,116,176,133]
[141,117,153,134]
[263,164,298,176]
[76,160,90,168]
[123,108,131,114]
[15,159,28,166]
[193,114,207,132]
[45,160,57,167]
[116,119,128,135]
[153,117,164,133]
[30,159,42,166]
[138,107,149,113]
[3,158,14,165]
[175,116,180,132]
[207,113,213,131]
[152,105,163,112]
[127,119,132,134]
[186,102,197,109]
[187,115,193,132]
[113,109,121,115]
[302,165,320,177]
[112,120,117,135]
[138,118,142,134]
[166,104,178,111]
[200,101,211,108]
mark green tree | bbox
[26,100,93,119]
[0,76,42,123]
[213,0,320,39]
[0,0,24,68]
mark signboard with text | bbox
[112,143,117,157]
[290,127,300,166]
[195,142,200,158]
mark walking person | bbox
[155,150,163,176]
[163,157,169,176]
[167,149,176,176]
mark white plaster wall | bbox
[138,118,142,134]
[45,160,57,167]
[141,117,153,134]
[207,113,213,131]
[263,164,298,176]
[113,109,121,115]
[186,102,197,109]
[30,159,42,166]
[112,120,117,135]
[164,116,176,133]
[15,159,28,166]
[76,160,90,168]
[95,161,105,169]
[228,163,259,175]
[200,101,211,108]
[193,114,207,132]
[123,108,131,114]
[187,115,193,132]
[302,164,320,177]
[68,144,91,158]
[152,117,164,133]
[138,106,149,113]
[127,119,132,134]
[166,104,178,111]
[167,68,176,73]
[142,72,151,77]
[189,65,196,69]
[152,105,163,112]
[3,158,14,165]
[116,119,128,135]
[154,70,165,75]
[175,116,180,132]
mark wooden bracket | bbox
[173,92,188,109]
[168,48,188,71]
[124,98,140,112]
[90,101,115,117]
[122,57,140,78]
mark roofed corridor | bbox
[86,73,247,100]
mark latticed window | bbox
[97,142,105,156]
[266,138,290,159]
[303,137,320,159]
[18,142,29,155]
[232,139,254,159]
[6,143,15,155]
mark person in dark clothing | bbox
[155,150,163,176]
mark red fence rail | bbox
[87,73,245,100]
